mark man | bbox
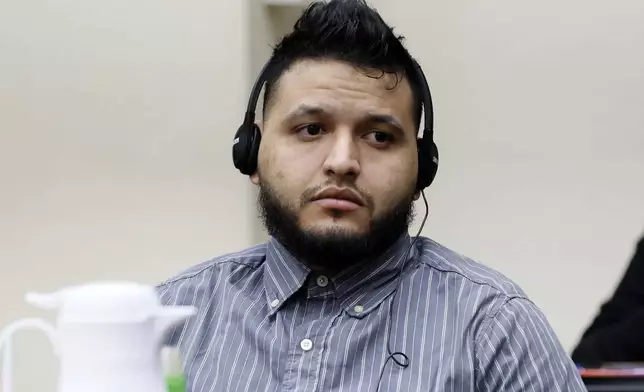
[572,233,644,366]
[157,1,586,390]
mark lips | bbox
[311,187,364,211]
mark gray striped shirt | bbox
[157,234,586,392]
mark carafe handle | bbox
[0,318,59,392]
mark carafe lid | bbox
[27,281,167,324]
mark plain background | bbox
[1,0,643,390]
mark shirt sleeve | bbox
[475,297,586,391]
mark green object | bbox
[166,374,186,392]
[162,347,186,392]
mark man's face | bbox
[252,59,420,267]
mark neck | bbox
[273,231,411,276]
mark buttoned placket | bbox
[279,293,343,392]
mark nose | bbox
[322,131,361,181]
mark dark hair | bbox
[262,0,423,129]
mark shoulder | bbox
[634,233,644,261]
[412,238,583,388]
[414,236,530,317]
[156,243,268,304]
[416,236,527,298]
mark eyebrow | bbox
[283,104,325,122]
[366,113,405,134]
[283,104,406,133]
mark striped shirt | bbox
[157,234,586,392]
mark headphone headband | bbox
[412,60,433,139]
[244,61,274,122]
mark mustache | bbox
[300,181,374,209]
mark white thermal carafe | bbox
[0,281,195,392]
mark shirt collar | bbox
[263,238,310,315]
[263,233,418,317]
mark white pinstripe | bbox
[413,266,431,392]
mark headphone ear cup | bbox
[416,137,439,191]
[245,124,261,175]
[427,141,439,185]
[232,123,262,175]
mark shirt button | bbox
[316,275,329,288]
[270,299,280,308]
[300,338,313,352]
[353,305,364,314]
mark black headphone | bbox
[232,59,439,191]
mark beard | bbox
[258,180,415,272]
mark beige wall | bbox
[1,0,643,390]
[0,0,252,390]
